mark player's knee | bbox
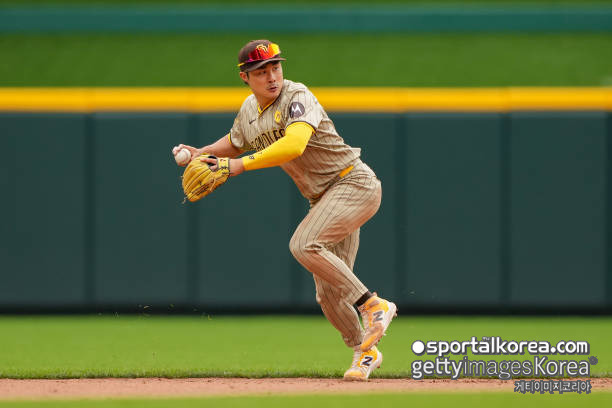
[289,235,321,265]
[289,233,305,262]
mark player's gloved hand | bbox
[182,154,231,202]
[200,156,245,176]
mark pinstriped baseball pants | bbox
[289,162,382,347]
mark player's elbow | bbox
[282,142,306,162]
[290,143,307,159]
[292,135,310,157]
[296,141,308,156]
[284,124,311,159]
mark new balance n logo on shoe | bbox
[344,346,383,381]
[358,295,398,352]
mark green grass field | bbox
[0,315,609,379]
[0,33,610,87]
[1,315,610,407]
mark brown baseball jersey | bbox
[229,79,361,199]
[230,78,382,348]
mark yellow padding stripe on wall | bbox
[0,87,610,112]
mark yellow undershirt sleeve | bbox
[242,122,314,171]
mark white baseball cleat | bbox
[343,346,383,381]
[358,293,398,352]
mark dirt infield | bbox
[1,378,610,400]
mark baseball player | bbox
[173,39,397,381]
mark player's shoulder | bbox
[280,79,319,107]
[282,79,311,96]
[237,93,258,115]
[242,93,257,107]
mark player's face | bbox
[240,62,284,106]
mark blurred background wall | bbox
[0,0,611,313]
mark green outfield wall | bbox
[1,6,612,33]
[1,111,610,312]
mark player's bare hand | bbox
[200,156,244,176]
[173,144,202,157]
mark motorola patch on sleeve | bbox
[289,102,305,118]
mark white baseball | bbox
[174,148,191,165]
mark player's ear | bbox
[239,71,249,85]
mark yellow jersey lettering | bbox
[252,128,286,151]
